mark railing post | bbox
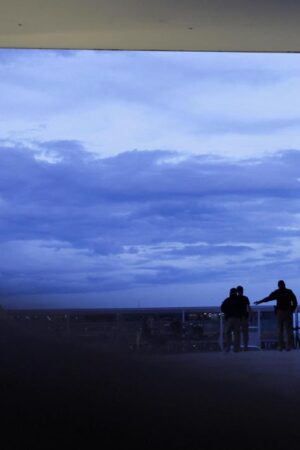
[219,313,223,351]
[257,309,261,349]
[295,307,299,349]
[115,312,122,346]
[65,313,71,336]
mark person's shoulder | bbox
[221,297,230,306]
[286,288,296,296]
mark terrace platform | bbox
[1,308,300,449]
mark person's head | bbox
[278,280,286,289]
[236,285,244,295]
[229,287,237,297]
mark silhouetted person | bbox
[237,285,251,351]
[254,280,298,351]
[221,288,243,352]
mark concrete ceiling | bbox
[1,0,300,52]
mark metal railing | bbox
[5,306,299,352]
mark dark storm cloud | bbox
[1,140,300,298]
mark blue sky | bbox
[1,49,300,309]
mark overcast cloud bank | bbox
[1,140,300,307]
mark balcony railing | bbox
[5,306,300,352]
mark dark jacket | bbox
[221,295,244,319]
[238,295,250,319]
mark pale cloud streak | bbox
[1,50,300,158]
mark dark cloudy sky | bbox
[1,49,300,309]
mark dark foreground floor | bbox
[1,311,300,450]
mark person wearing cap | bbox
[237,285,251,351]
[254,280,298,351]
[221,288,244,352]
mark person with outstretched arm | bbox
[254,280,298,351]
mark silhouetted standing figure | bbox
[254,280,298,351]
[221,288,243,352]
[237,285,251,351]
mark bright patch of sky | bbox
[2,50,300,159]
[1,49,300,308]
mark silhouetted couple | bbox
[221,286,251,352]
[254,280,298,351]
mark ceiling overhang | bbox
[1,0,300,52]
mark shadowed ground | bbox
[1,310,299,449]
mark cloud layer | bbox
[1,140,300,307]
[2,50,300,307]
[1,50,300,159]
